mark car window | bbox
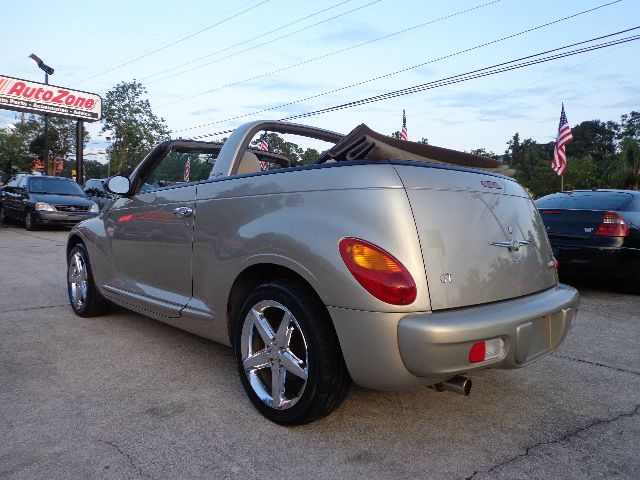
[28,177,86,196]
[17,176,27,188]
[84,180,103,192]
[5,176,19,188]
[536,192,634,211]
[140,148,217,193]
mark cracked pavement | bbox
[1,225,639,479]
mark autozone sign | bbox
[0,75,101,122]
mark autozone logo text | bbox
[0,75,101,121]
[0,79,95,110]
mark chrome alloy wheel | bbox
[68,252,88,310]
[240,300,309,410]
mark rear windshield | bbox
[28,177,86,196]
[536,192,634,211]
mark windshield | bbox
[28,177,86,196]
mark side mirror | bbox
[104,176,130,195]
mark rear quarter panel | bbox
[191,163,431,343]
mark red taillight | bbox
[469,338,504,363]
[595,211,630,237]
[542,210,562,215]
[469,342,486,363]
[339,238,417,305]
[553,257,559,273]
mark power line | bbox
[141,0,355,82]
[423,43,629,127]
[285,31,640,120]
[174,1,622,134]
[184,27,640,139]
[72,0,271,86]
[156,0,503,108]
[145,0,384,85]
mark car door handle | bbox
[172,206,193,217]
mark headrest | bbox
[237,151,261,175]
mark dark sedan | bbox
[83,178,115,211]
[536,189,640,288]
[0,175,99,230]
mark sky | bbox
[1,0,638,161]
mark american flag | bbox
[259,132,270,171]
[551,104,573,176]
[184,158,191,182]
[400,109,408,141]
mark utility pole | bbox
[106,136,111,177]
[44,71,49,174]
[75,121,84,184]
[29,54,54,175]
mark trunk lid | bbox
[538,209,605,239]
[393,163,557,310]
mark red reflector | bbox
[339,238,417,305]
[595,211,630,237]
[469,341,486,363]
[542,210,562,215]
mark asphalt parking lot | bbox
[1,225,639,480]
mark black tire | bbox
[0,206,8,224]
[233,280,350,425]
[67,243,110,317]
[25,211,38,231]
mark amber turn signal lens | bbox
[339,238,416,305]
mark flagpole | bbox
[552,103,572,193]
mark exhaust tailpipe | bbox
[442,375,472,396]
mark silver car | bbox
[67,120,579,424]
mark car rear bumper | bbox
[328,283,579,390]
[34,211,98,226]
[553,244,640,276]
[397,283,579,380]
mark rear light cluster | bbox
[469,338,504,363]
[339,238,417,305]
[595,211,630,237]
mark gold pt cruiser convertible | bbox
[67,120,579,424]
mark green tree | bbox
[300,148,320,165]
[250,132,303,166]
[615,137,640,189]
[469,148,500,160]
[0,126,32,181]
[61,158,108,180]
[562,156,598,191]
[617,111,640,141]
[101,80,170,175]
[567,120,617,163]
[20,116,89,169]
[505,133,560,198]
[390,131,428,143]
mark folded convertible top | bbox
[318,124,514,176]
